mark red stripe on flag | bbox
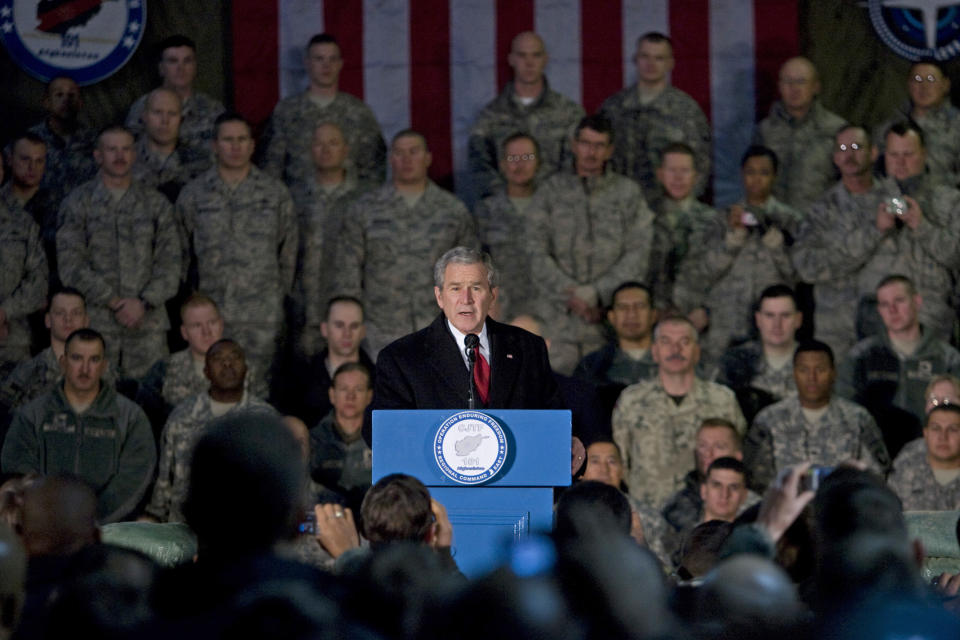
[410,0,453,189]
[495,0,535,92]
[753,0,799,121]
[581,0,623,114]
[231,0,278,130]
[324,2,365,99]
[668,0,711,122]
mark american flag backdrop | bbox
[230,0,799,205]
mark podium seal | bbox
[434,411,507,485]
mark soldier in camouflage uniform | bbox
[526,115,653,374]
[675,147,803,361]
[875,61,960,188]
[836,275,960,460]
[27,77,97,208]
[474,132,542,319]
[574,282,659,424]
[848,123,960,343]
[177,113,298,383]
[2,133,60,288]
[647,143,719,314]
[0,159,48,374]
[791,126,901,356]
[717,285,804,423]
[888,404,960,510]
[136,293,267,435]
[0,287,87,412]
[131,88,211,202]
[145,339,276,523]
[746,340,889,492]
[612,316,746,508]
[260,33,386,190]
[126,36,224,164]
[599,32,711,196]
[332,130,477,355]
[290,122,368,358]
[662,419,760,535]
[753,57,846,210]
[468,32,584,202]
[57,126,181,380]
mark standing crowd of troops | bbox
[1,27,960,569]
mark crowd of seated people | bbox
[1,24,960,637]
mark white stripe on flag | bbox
[450,0,497,203]
[363,0,411,149]
[621,0,669,87]
[709,0,755,206]
[535,0,582,105]
[278,0,324,98]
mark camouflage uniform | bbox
[177,167,298,380]
[674,197,803,360]
[791,179,901,356]
[849,174,960,343]
[309,411,372,499]
[289,172,367,357]
[57,178,181,379]
[135,348,269,433]
[661,469,761,535]
[0,183,59,288]
[467,80,584,200]
[332,182,477,355]
[627,493,672,568]
[145,393,276,523]
[599,85,711,195]
[647,195,718,310]
[888,437,960,510]
[0,201,48,369]
[0,347,59,411]
[126,91,224,164]
[744,395,890,492]
[1,381,156,523]
[875,101,960,188]
[131,136,211,202]
[612,376,746,508]
[754,100,846,210]
[26,121,97,207]
[717,340,797,423]
[260,91,386,188]
[526,169,653,374]
[836,327,960,459]
[474,191,538,319]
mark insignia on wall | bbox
[0,0,146,85]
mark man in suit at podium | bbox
[373,246,564,413]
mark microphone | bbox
[465,334,479,408]
[465,333,479,362]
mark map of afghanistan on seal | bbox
[869,1,960,61]
[0,0,146,85]
[434,411,508,485]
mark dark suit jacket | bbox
[373,314,564,415]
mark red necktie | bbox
[473,350,490,405]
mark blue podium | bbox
[372,409,571,577]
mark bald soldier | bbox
[468,31,584,202]
[754,57,847,210]
[131,88,211,201]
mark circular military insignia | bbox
[0,0,146,85]
[868,1,960,61]
[434,411,508,485]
